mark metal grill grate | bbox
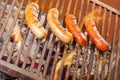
[0,0,120,80]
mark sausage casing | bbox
[25,2,47,39]
[65,14,87,46]
[85,20,110,51]
[47,8,73,44]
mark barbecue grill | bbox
[0,0,120,80]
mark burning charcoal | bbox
[39,46,56,60]
[34,62,39,69]
[61,67,67,80]
[46,56,55,74]
[68,75,73,80]
[1,56,7,61]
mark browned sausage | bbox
[25,2,47,39]
[47,8,73,44]
[85,19,110,51]
[65,14,87,46]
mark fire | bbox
[54,50,75,80]
[79,9,102,30]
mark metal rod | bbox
[8,13,25,64]
[73,0,78,15]
[90,0,120,16]
[80,0,90,79]
[22,34,35,69]
[15,17,29,65]
[72,46,81,80]
[94,50,100,80]
[6,43,16,63]
[0,0,24,59]
[77,0,84,25]
[114,18,120,80]
[49,41,61,80]
[0,0,9,20]
[100,8,107,80]
[29,39,41,71]
[107,14,119,80]
[42,36,56,78]
[0,0,16,39]
[36,39,49,75]
[86,2,95,80]
[29,0,47,73]
[58,46,68,80]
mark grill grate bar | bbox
[48,0,65,79]
[0,0,16,38]
[36,39,48,75]
[79,0,90,79]
[72,1,84,80]
[22,34,35,69]
[59,46,68,80]
[114,22,120,80]
[107,14,119,80]
[49,41,61,80]
[56,1,69,80]
[86,2,95,80]
[0,0,9,20]
[0,0,24,58]
[65,0,72,15]
[94,50,100,80]
[14,16,28,65]
[73,0,78,15]
[73,46,81,80]
[90,0,120,16]
[100,8,107,80]
[7,15,25,63]
[6,43,16,62]
[77,0,84,25]
[43,36,56,78]
[29,39,41,71]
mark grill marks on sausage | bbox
[47,8,73,44]
[65,14,87,46]
[25,2,47,39]
[85,20,110,51]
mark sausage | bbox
[25,2,47,39]
[65,14,87,46]
[47,8,73,44]
[85,19,110,51]
[54,51,75,80]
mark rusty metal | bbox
[107,14,119,80]
[114,24,120,80]
[0,0,9,20]
[0,0,120,80]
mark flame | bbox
[79,9,103,30]
[54,51,75,80]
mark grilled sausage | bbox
[65,14,87,46]
[25,2,47,39]
[47,8,73,44]
[85,19,110,51]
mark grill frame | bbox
[0,0,120,80]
